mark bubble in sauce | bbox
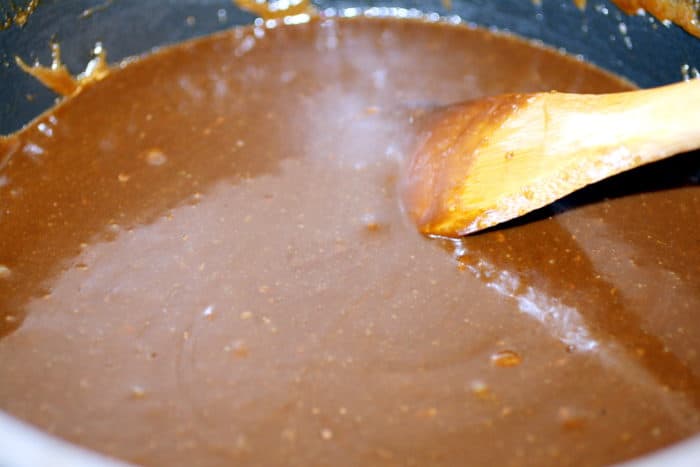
[130,385,147,399]
[0,265,11,279]
[23,142,44,157]
[557,406,586,430]
[470,380,492,399]
[225,339,249,357]
[361,213,385,232]
[235,434,250,452]
[145,148,167,166]
[37,122,53,137]
[202,305,215,319]
[490,350,522,367]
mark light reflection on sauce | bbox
[448,237,600,353]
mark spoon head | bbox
[402,94,535,237]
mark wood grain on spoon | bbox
[402,79,700,237]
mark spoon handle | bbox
[538,79,700,170]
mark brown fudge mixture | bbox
[1,16,699,467]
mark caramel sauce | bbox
[1,15,699,467]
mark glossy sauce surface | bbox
[1,17,699,467]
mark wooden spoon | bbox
[402,79,700,237]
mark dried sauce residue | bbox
[574,0,700,38]
[613,0,700,37]
[15,42,111,97]
[79,0,114,19]
[233,0,317,20]
[0,0,39,30]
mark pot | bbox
[0,1,698,465]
